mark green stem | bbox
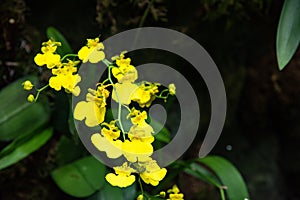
[139,0,155,27]
[219,187,226,200]
[34,84,49,101]
[138,177,144,195]
[102,59,112,66]
[103,60,126,140]
[60,54,78,61]
[101,78,110,85]
[122,104,131,113]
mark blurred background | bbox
[0,0,300,199]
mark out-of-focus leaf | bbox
[87,182,137,200]
[148,115,171,143]
[198,156,250,200]
[55,135,87,166]
[0,76,50,141]
[276,0,300,70]
[52,91,70,133]
[122,183,137,200]
[51,156,106,198]
[0,128,53,170]
[46,26,72,55]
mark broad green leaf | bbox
[46,26,72,55]
[199,156,250,200]
[0,126,45,158]
[0,76,50,141]
[55,135,88,166]
[276,0,300,70]
[0,128,53,170]
[52,156,106,198]
[87,182,137,200]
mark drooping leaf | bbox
[0,76,50,141]
[46,26,72,55]
[0,128,53,170]
[276,0,300,70]
[51,156,106,198]
[184,162,221,187]
[198,156,250,200]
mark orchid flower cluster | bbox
[23,37,180,199]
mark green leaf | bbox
[46,26,72,55]
[55,135,87,166]
[198,156,250,200]
[51,156,106,198]
[276,0,300,70]
[87,182,137,200]
[149,116,171,143]
[184,162,221,187]
[52,91,70,133]
[0,76,50,141]
[0,128,53,170]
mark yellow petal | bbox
[91,133,123,158]
[122,140,153,162]
[105,173,135,188]
[73,101,105,127]
[88,50,105,63]
[44,53,61,69]
[78,46,90,62]
[78,46,105,63]
[112,82,138,105]
[34,53,46,66]
[140,168,167,186]
[49,76,63,91]
[128,124,154,143]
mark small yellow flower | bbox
[78,38,105,63]
[74,86,109,127]
[27,94,35,103]
[168,83,176,95]
[48,60,81,95]
[22,80,34,90]
[105,162,136,188]
[111,53,138,83]
[41,39,61,53]
[168,193,184,200]
[137,194,144,200]
[128,124,154,143]
[34,39,61,69]
[167,185,180,194]
[140,159,167,186]
[101,120,121,140]
[128,108,148,125]
[167,185,184,200]
[131,82,160,107]
[159,191,166,198]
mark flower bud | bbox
[22,80,34,90]
[27,94,35,103]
